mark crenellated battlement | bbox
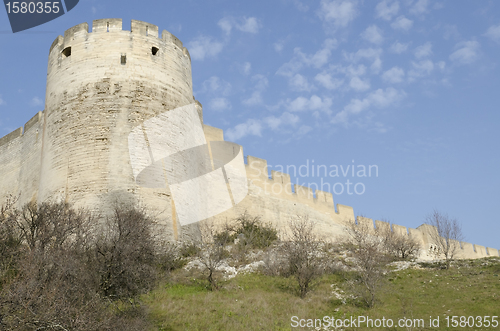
[0,111,43,149]
[241,153,499,259]
[49,19,190,61]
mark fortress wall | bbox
[18,112,44,204]
[459,242,478,259]
[356,216,375,233]
[244,155,356,225]
[487,247,499,257]
[375,220,390,232]
[474,245,487,257]
[0,112,44,206]
[392,224,408,236]
[0,128,23,201]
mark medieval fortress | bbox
[0,19,497,260]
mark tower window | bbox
[121,55,126,65]
[152,46,159,56]
[62,47,71,57]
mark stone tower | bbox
[40,19,196,239]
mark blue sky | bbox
[1,0,499,249]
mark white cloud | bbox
[287,95,332,112]
[242,75,269,106]
[391,15,413,31]
[298,125,313,135]
[289,74,314,92]
[443,24,460,40]
[274,40,285,52]
[382,66,405,83]
[346,48,383,74]
[361,25,384,44]
[226,119,262,141]
[344,64,367,76]
[389,41,409,54]
[319,0,357,28]
[239,17,260,33]
[209,98,231,111]
[218,16,261,35]
[265,112,300,130]
[276,39,337,76]
[218,18,232,35]
[242,62,251,75]
[188,36,224,61]
[409,0,429,15]
[408,60,434,79]
[332,87,405,124]
[315,72,344,90]
[349,77,370,91]
[449,40,480,65]
[252,74,269,91]
[414,42,432,59]
[0,95,4,106]
[30,97,43,107]
[201,76,232,96]
[484,25,500,43]
[242,91,263,106]
[290,0,309,12]
[375,0,399,20]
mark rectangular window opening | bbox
[121,55,126,65]
[107,22,109,32]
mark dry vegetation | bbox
[1,198,483,331]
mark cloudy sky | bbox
[1,0,499,249]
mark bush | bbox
[0,199,157,330]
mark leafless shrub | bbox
[341,219,390,307]
[425,210,464,269]
[280,216,326,298]
[0,195,22,285]
[379,223,420,260]
[0,200,155,330]
[93,202,158,298]
[196,220,230,291]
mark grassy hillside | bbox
[143,258,500,331]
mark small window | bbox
[152,46,159,56]
[121,55,126,65]
[62,47,71,57]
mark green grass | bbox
[142,257,500,330]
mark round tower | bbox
[39,19,195,239]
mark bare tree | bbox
[342,218,389,307]
[281,216,325,298]
[94,202,158,298]
[379,223,420,260]
[425,210,464,268]
[196,220,230,291]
